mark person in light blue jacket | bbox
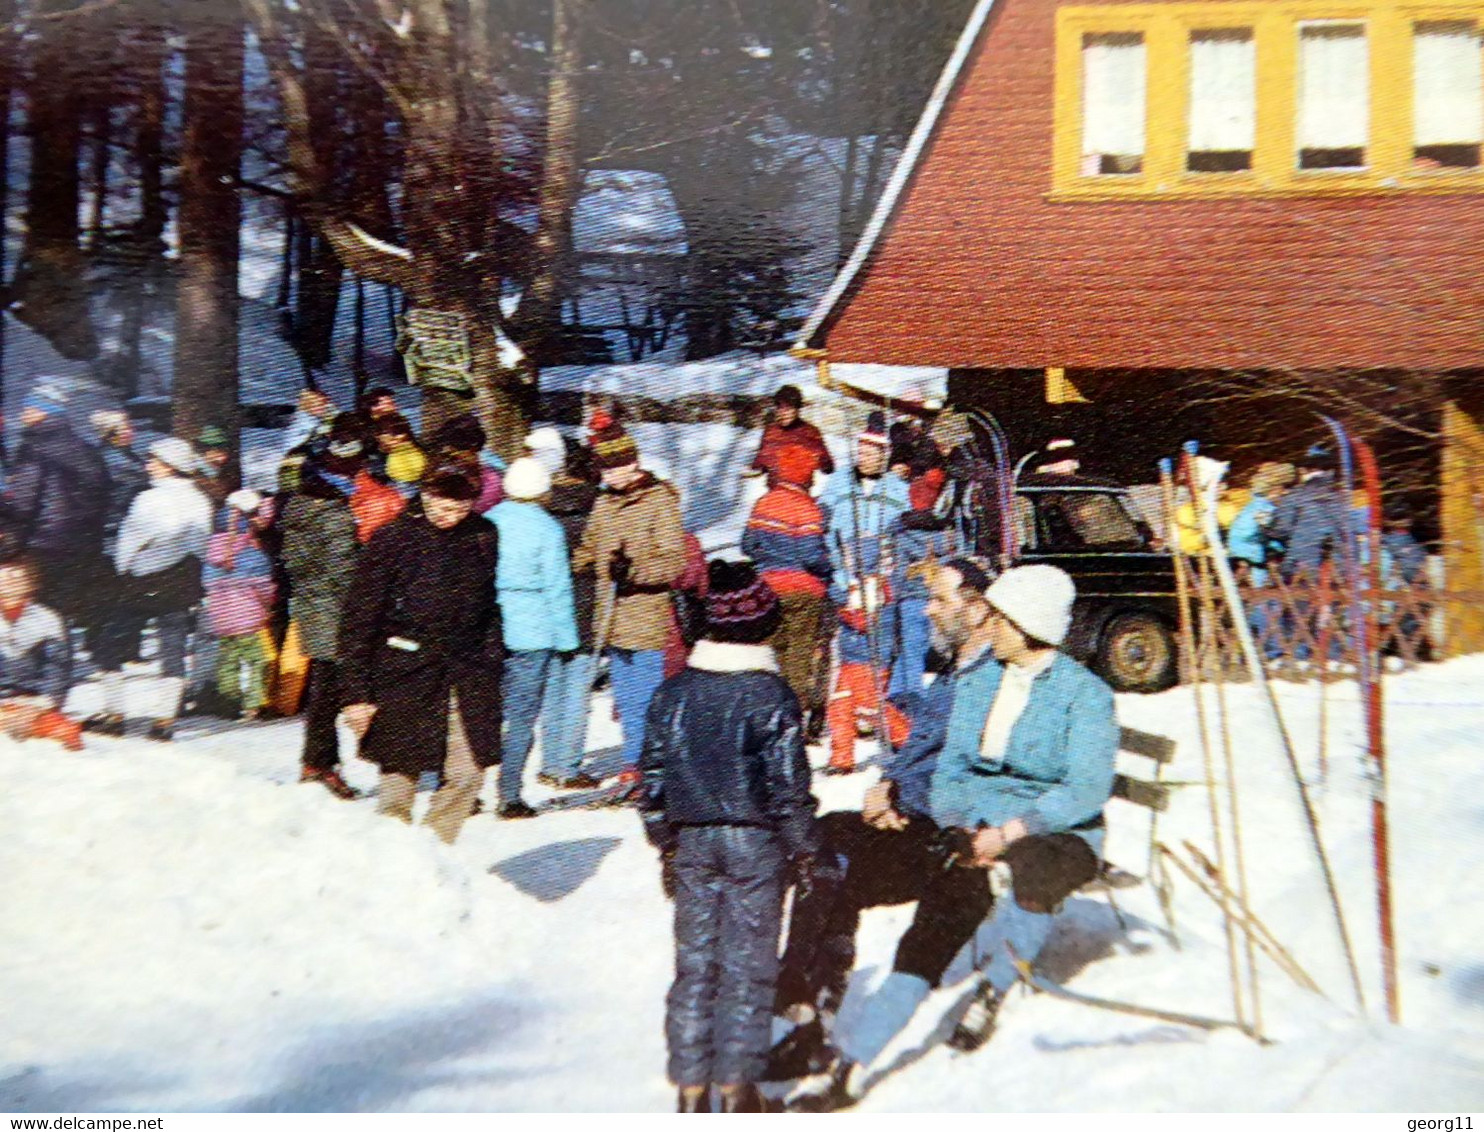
[486,457,578,819]
[795,564,1118,1112]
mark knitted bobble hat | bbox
[705,559,781,644]
[590,412,639,470]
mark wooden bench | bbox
[1090,725,1179,938]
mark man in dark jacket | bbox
[638,559,822,1114]
[1268,444,1350,582]
[338,465,502,846]
[2,384,110,626]
[89,410,148,553]
[280,448,365,800]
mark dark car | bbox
[960,471,1180,692]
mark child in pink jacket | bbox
[203,490,277,720]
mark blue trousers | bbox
[668,825,786,1086]
[500,649,554,804]
[608,647,666,772]
[539,650,595,781]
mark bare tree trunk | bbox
[11,0,98,360]
[172,10,243,456]
[836,132,859,270]
[86,103,111,247]
[116,3,169,400]
[514,0,584,368]
[0,0,13,453]
[245,0,528,457]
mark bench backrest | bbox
[1112,726,1176,813]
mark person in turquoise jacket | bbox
[486,457,578,818]
[795,564,1118,1112]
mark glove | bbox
[660,849,678,900]
[609,547,633,586]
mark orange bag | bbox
[268,621,310,716]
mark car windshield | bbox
[1036,491,1145,549]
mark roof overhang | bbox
[792,0,999,353]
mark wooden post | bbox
[1441,400,1484,657]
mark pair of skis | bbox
[962,409,1018,568]
[1315,416,1399,1024]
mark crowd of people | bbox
[0,375,1430,1111]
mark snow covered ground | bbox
[3,659,1483,1113]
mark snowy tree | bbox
[172,4,244,450]
[244,0,539,453]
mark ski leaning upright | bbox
[1317,416,1399,1023]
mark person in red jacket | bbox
[750,385,834,486]
[741,445,831,712]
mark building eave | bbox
[794,0,1000,353]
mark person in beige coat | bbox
[573,413,687,793]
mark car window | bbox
[1014,496,1037,551]
[1036,492,1145,549]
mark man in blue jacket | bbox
[794,564,1119,1111]
[767,555,998,1081]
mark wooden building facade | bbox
[794,0,1484,652]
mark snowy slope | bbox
[3,660,1484,1112]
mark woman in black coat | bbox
[337,465,502,845]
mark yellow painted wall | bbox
[1054,0,1484,200]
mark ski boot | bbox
[677,1087,711,1113]
[83,712,126,738]
[497,800,539,820]
[720,1085,774,1113]
[145,719,176,743]
[948,980,1008,1052]
[763,1018,832,1082]
[787,1056,863,1112]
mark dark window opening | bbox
[1187,150,1253,172]
[1299,146,1366,169]
[1414,143,1481,168]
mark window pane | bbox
[1188,28,1255,171]
[1039,493,1144,549]
[1297,23,1369,169]
[1082,32,1146,175]
[1414,21,1483,169]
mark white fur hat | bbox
[503,456,552,501]
[984,564,1076,647]
[523,427,566,477]
[149,437,199,476]
[227,489,264,514]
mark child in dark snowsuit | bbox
[638,559,823,1114]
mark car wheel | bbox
[1096,613,1176,693]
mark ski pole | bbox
[1158,843,1323,998]
[1173,447,1248,1036]
[1183,445,1262,1039]
[589,575,620,690]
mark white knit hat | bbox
[226,488,264,514]
[148,437,199,476]
[503,456,552,501]
[90,409,129,437]
[523,426,566,477]
[984,564,1076,647]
